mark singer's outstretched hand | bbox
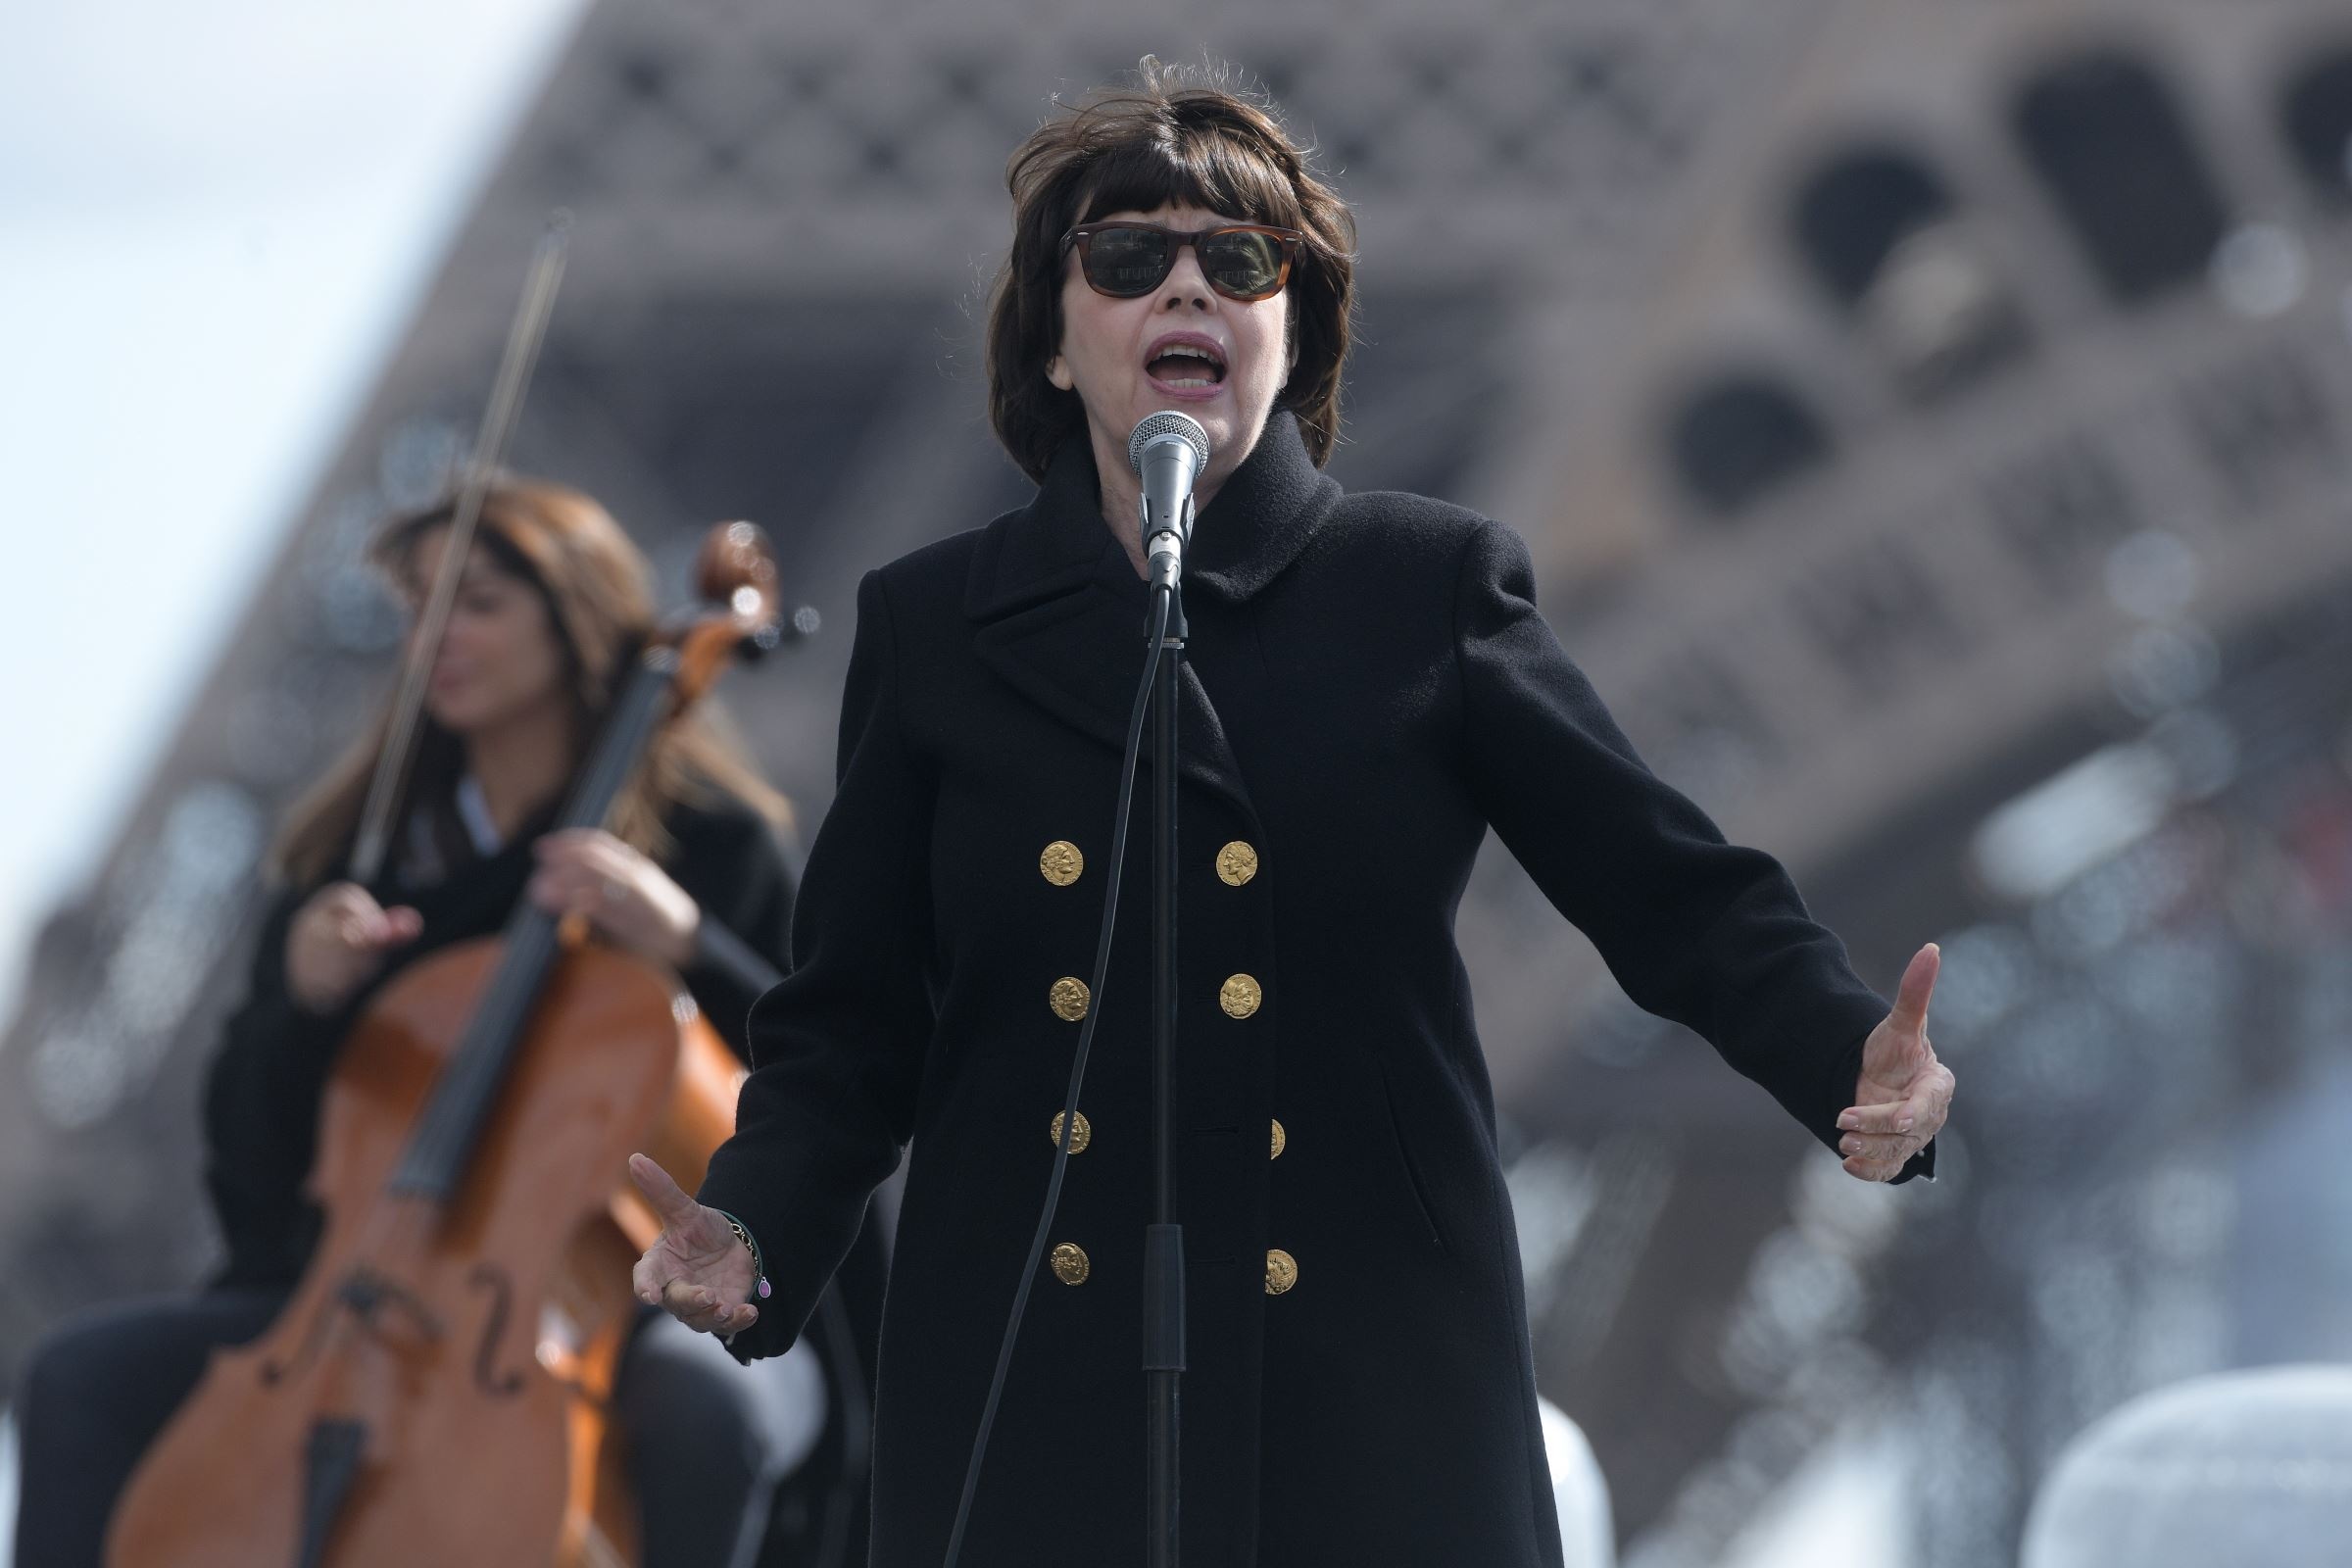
[1837,943,1956,1182]
[628,1152,760,1337]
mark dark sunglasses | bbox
[1060,221,1303,303]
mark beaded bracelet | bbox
[710,1207,773,1299]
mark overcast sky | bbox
[0,1,588,1023]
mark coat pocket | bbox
[1376,1053,1448,1254]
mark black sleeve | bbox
[663,804,798,1061]
[200,883,348,1287]
[698,570,936,1358]
[1453,519,1932,1182]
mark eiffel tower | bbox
[7,5,2352,1565]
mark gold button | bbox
[1219,974,1261,1019]
[1264,1249,1298,1295]
[1215,841,1259,886]
[1050,1243,1091,1286]
[1270,1119,1286,1159]
[1049,1109,1092,1153]
[1040,841,1084,887]
[1050,976,1091,1022]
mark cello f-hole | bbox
[261,1295,343,1387]
[467,1262,528,1397]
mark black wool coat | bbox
[701,412,1928,1568]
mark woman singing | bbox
[629,63,1956,1566]
[13,479,879,1568]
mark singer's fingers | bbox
[1837,1102,1918,1137]
[632,1247,672,1307]
[1838,1131,1915,1163]
[1886,943,1940,1037]
[1902,1068,1956,1136]
[627,1152,701,1224]
[662,1280,746,1336]
[1842,1151,1907,1182]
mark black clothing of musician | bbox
[11,790,885,1568]
[692,409,1936,1568]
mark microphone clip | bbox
[1141,495,1192,594]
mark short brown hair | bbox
[987,59,1357,482]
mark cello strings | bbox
[393,647,675,1198]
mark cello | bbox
[106,519,801,1568]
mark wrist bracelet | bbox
[710,1207,773,1299]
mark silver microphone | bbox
[1127,412,1211,593]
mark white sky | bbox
[0,1,589,1026]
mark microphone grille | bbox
[1127,412,1211,477]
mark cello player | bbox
[11,478,880,1568]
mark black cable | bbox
[941,584,1172,1568]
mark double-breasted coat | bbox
[700,412,1930,1566]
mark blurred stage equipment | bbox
[1540,1396,1617,1568]
[2019,1367,2352,1568]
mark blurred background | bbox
[6,0,2352,1563]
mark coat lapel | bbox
[964,413,1341,826]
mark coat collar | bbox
[964,410,1338,618]
[960,413,1335,824]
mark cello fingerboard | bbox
[388,648,681,1202]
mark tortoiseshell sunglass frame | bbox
[1058,221,1304,303]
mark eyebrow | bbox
[400,558,513,603]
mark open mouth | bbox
[1144,335,1227,392]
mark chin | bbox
[1132,391,1244,440]
[424,699,486,736]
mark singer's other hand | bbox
[628,1152,760,1336]
[1837,943,1956,1182]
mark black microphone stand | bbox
[1143,574,1187,1568]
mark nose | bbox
[1158,239,1217,312]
